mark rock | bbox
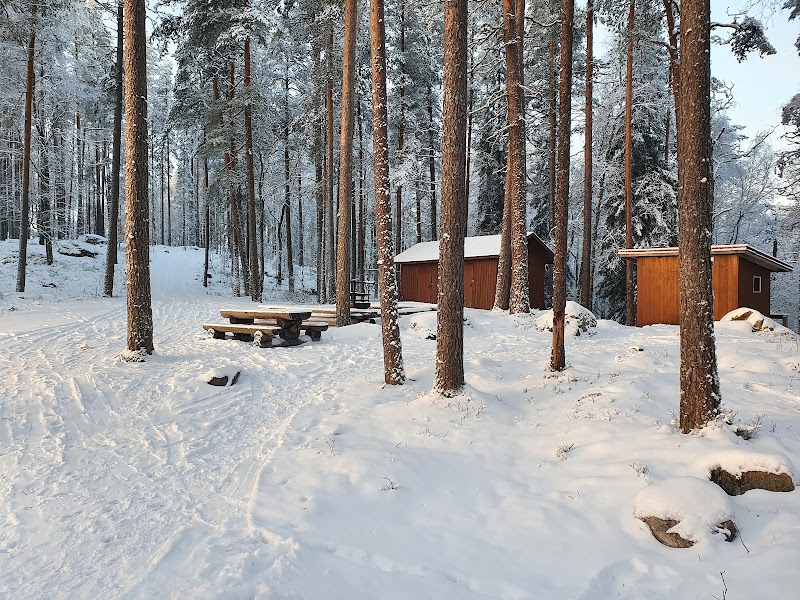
[534,301,597,336]
[641,517,737,548]
[78,233,107,245]
[709,467,795,496]
[207,371,241,386]
[720,307,777,331]
[56,241,97,258]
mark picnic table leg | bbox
[276,318,301,341]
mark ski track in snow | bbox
[0,249,347,598]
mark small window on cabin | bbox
[753,276,762,294]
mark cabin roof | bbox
[395,233,554,264]
[618,244,793,273]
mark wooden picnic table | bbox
[219,309,312,340]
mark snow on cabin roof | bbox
[394,233,554,264]
[618,245,793,273]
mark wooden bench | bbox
[202,323,299,348]
[229,319,329,341]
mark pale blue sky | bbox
[711,1,799,150]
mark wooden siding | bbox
[464,258,498,309]
[737,257,771,316]
[398,236,553,310]
[636,256,679,326]
[711,254,738,317]
[528,248,547,309]
[400,261,438,304]
[635,254,775,326]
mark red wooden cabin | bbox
[618,245,793,326]
[394,233,554,310]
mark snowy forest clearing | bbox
[2,242,800,598]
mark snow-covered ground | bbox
[2,239,800,599]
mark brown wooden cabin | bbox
[394,233,555,310]
[618,245,793,326]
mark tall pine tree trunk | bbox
[284,64,294,293]
[245,33,260,301]
[395,1,406,254]
[104,0,123,297]
[434,0,468,395]
[335,0,357,326]
[508,0,530,314]
[16,13,35,293]
[624,0,636,326]
[326,28,336,301]
[428,90,437,241]
[369,0,404,384]
[677,0,720,431]
[551,0,574,372]
[548,38,557,235]
[123,0,154,356]
[580,0,593,311]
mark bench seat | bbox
[203,323,293,347]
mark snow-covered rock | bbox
[704,449,795,495]
[721,307,777,331]
[634,477,736,547]
[535,301,597,336]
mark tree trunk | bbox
[326,28,336,301]
[369,0,405,384]
[284,64,294,293]
[507,0,530,314]
[298,171,304,271]
[580,0,593,311]
[358,101,366,281]
[624,0,636,326]
[166,134,171,245]
[433,0,468,395]
[551,0,574,372]
[395,1,406,254]
[104,0,123,297]
[335,0,357,326]
[16,12,35,293]
[228,63,248,294]
[677,0,720,431]
[123,0,154,355]
[245,33,261,301]
[204,150,210,288]
[548,38,557,235]
[428,90,437,241]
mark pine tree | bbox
[434,0,468,395]
[551,0,574,371]
[123,0,154,357]
[369,0,405,385]
[677,0,720,431]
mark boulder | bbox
[641,516,736,549]
[709,467,795,496]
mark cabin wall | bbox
[635,253,775,326]
[711,254,739,318]
[528,247,547,309]
[464,258,498,309]
[398,242,553,310]
[636,257,679,326]
[400,261,438,304]
[737,257,771,316]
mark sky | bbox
[710,1,800,150]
